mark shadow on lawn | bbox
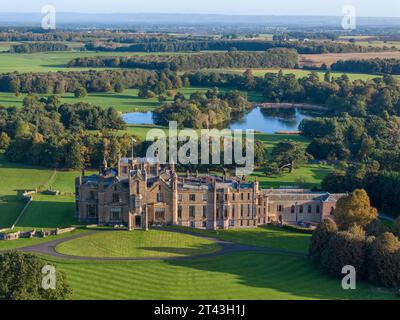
[151,226,392,299]
[164,249,390,300]
[139,242,220,257]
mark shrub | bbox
[74,87,87,98]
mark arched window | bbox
[291,205,295,214]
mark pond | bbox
[122,107,316,134]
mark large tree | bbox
[271,140,309,173]
[334,189,378,230]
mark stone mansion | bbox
[75,157,346,230]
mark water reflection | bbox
[123,107,316,134]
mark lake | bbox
[122,107,315,134]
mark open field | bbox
[299,51,400,68]
[219,67,383,81]
[56,230,221,258]
[0,49,393,82]
[0,50,193,73]
[224,68,383,81]
[0,86,263,112]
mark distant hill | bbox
[1,12,400,29]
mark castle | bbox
[75,158,345,230]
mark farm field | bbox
[224,68,383,81]
[0,50,195,73]
[299,51,400,68]
[56,230,221,258]
[0,49,391,83]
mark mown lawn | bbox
[56,230,221,258]
[16,194,78,229]
[169,225,311,254]
[251,163,334,189]
[46,251,395,300]
[0,152,86,229]
[0,229,89,251]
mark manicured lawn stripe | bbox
[56,230,221,258]
[47,252,394,300]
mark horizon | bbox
[0,0,399,18]
[1,12,400,19]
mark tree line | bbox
[0,69,182,94]
[331,58,400,75]
[0,95,134,169]
[85,39,392,54]
[9,42,70,53]
[68,49,299,71]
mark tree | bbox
[74,87,87,98]
[393,217,400,238]
[309,218,338,263]
[243,69,257,89]
[365,219,389,237]
[334,189,378,230]
[114,82,125,93]
[13,119,31,138]
[0,251,72,300]
[368,232,400,288]
[319,226,367,278]
[0,132,10,149]
[271,140,309,173]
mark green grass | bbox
[0,51,164,73]
[169,225,311,254]
[251,163,334,189]
[56,230,221,258]
[0,86,263,113]
[16,194,78,229]
[0,229,89,251]
[0,152,88,229]
[219,68,384,81]
[45,251,395,300]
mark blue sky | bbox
[0,0,399,17]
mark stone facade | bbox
[75,158,346,230]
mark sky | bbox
[0,0,399,17]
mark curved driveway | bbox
[19,228,307,261]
